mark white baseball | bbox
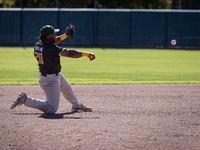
[171,39,176,46]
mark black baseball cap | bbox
[40,25,60,36]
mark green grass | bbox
[0,47,200,85]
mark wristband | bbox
[59,34,67,41]
[82,52,90,56]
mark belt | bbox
[41,72,59,77]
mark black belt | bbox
[41,72,59,77]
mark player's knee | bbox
[43,102,58,114]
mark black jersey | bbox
[34,42,63,74]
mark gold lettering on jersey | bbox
[34,52,44,64]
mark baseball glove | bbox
[66,24,75,39]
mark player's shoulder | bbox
[34,41,43,52]
[35,40,42,46]
[34,42,62,52]
[54,44,62,50]
[46,43,61,50]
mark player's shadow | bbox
[39,112,79,119]
[12,112,100,120]
[38,112,100,120]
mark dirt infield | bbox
[0,84,200,150]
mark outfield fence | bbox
[0,8,200,48]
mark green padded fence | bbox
[0,8,200,48]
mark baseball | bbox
[171,39,176,46]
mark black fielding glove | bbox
[66,24,75,39]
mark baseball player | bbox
[10,24,96,113]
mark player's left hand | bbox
[66,24,75,39]
[88,53,96,61]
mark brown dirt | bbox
[0,84,200,150]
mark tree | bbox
[1,0,199,9]
[98,0,172,9]
[172,0,200,9]
[0,0,18,8]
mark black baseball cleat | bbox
[10,91,27,110]
[71,104,92,112]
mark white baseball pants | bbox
[24,73,81,113]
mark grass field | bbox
[0,47,200,85]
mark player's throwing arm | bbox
[59,49,95,61]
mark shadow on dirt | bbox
[11,112,100,120]
[39,112,100,120]
[39,112,80,119]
